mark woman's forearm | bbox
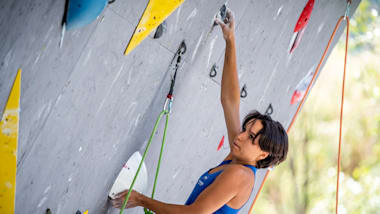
[221,35,240,105]
[139,194,197,214]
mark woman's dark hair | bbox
[242,110,288,168]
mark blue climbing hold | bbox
[65,0,108,30]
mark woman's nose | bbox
[236,132,244,141]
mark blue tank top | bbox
[185,160,257,214]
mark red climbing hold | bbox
[291,70,314,105]
[289,0,315,53]
[217,136,225,151]
[290,90,303,105]
[294,0,315,33]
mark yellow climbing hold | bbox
[0,69,21,214]
[84,210,88,214]
[124,0,185,55]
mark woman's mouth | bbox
[233,142,240,149]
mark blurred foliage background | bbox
[253,0,380,213]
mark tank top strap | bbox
[243,164,257,175]
[217,160,257,175]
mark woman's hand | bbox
[215,8,235,41]
[110,189,142,209]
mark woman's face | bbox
[231,119,269,165]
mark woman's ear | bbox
[259,151,269,161]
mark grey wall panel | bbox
[14,8,181,214]
[0,0,360,213]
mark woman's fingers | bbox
[115,189,130,198]
[111,190,142,210]
[215,18,226,28]
[111,199,122,209]
[226,8,235,27]
[216,8,234,30]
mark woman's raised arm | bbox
[216,9,241,154]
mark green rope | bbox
[144,113,170,214]
[119,110,168,214]
[152,113,169,198]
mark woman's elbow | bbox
[221,96,239,107]
[185,204,209,214]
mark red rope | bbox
[247,16,349,214]
[336,16,349,214]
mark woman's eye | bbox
[249,135,254,140]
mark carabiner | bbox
[163,97,173,114]
[344,0,351,20]
[178,41,187,55]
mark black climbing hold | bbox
[154,21,167,39]
[240,84,247,98]
[220,4,227,22]
[214,4,228,26]
[209,64,218,78]
[108,0,116,4]
[46,208,52,214]
[75,210,81,214]
[265,104,273,116]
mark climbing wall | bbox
[0,0,360,213]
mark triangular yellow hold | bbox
[124,0,185,55]
[0,69,21,214]
[84,210,88,214]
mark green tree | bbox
[253,0,380,213]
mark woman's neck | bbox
[230,157,257,167]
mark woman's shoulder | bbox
[222,163,255,183]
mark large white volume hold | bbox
[108,151,148,199]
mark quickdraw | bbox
[119,41,187,214]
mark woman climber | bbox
[111,8,288,214]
